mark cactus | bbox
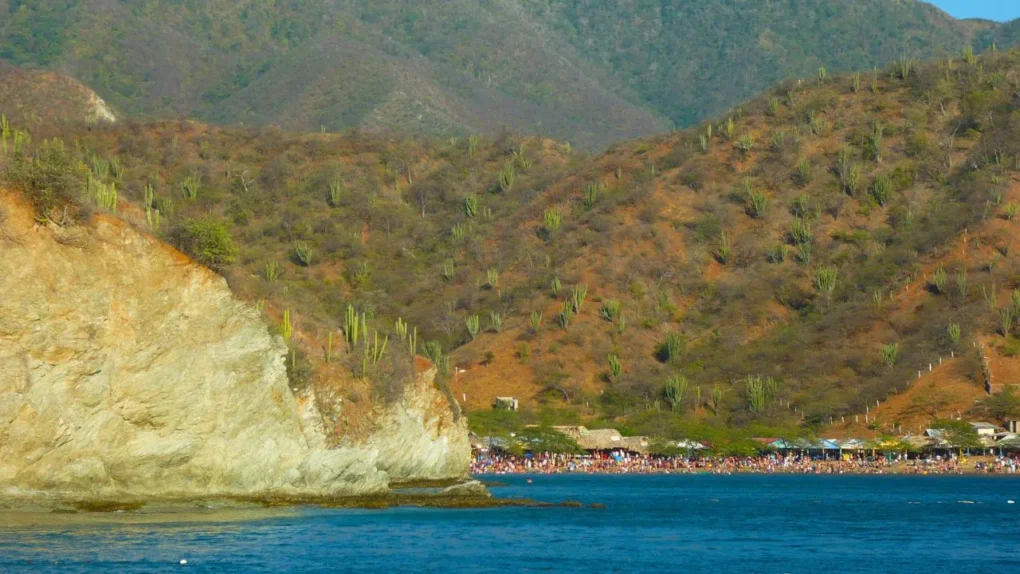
[442,259,455,282]
[326,331,333,363]
[881,343,899,368]
[513,145,532,170]
[485,267,499,290]
[464,195,478,218]
[550,276,562,297]
[0,114,8,155]
[711,384,724,413]
[583,181,602,208]
[530,310,543,333]
[607,354,622,380]
[870,175,892,206]
[661,332,684,363]
[736,133,755,155]
[557,302,572,330]
[570,284,588,314]
[930,266,948,295]
[92,178,118,213]
[955,272,968,299]
[465,315,480,340]
[745,184,768,218]
[423,340,443,364]
[790,218,812,246]
[344,305,362,346]
[489,311,502,333]
[451,223,469,242]
[767,97,780,116]
[851,72,861,93]
[1004,203,1019,221]
[999,307,1015,337]
[864,122,884,162]
[600,299,620,322]
[109,156,123,181]
[947,322,961,346]
[145,205,160,230]
[716,231,732,264]
[467,135,479,156]
[665,374,689,412]
[293,242,313,266]
[983,283,997,311]
[181,175,200,200]
[963,45,976,66]
[724,116,735,140]
[817,66,827,82]
[497,161,515,193]
[814,266,838,302]
[264,260,282,282]
[154,196,175,221]
[766,244,789,263]
[543,208,562,234]
[281,309,292,342]
[746,374,778,415]
[328,173,343,207]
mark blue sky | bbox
[926,0,1020,22]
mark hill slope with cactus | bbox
[0,0,1016,148]
[4,47,1020,439]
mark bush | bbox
[171,218,238,269]
[6,138,88,215]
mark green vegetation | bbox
[1,1,1014,149]
[6,43,1020,433]
[169,218,237,269]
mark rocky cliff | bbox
[0,191,469,503]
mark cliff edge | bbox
[0,191,469,503]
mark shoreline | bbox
[473,454,1020,477]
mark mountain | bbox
[0,60,115,125]
[4,45,1019,438]
[0,0,1015,148]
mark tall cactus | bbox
[465,315,480,340]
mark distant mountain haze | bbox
[0,0,1016,147]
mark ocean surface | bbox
[1,474,1019,573]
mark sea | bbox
[1,474,1018,573]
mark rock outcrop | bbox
[0,192,468,503]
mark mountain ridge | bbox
[1,0,1016,148]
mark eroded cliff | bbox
[0,192,468,503]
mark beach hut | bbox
[620,436,652,455]
[576,428,624,453]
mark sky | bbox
[926,0,1020,22]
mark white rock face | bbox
[0,196,468,502]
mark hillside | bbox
[0,60,115,125]
[0,0,1016,148]
[3,46,1020,440]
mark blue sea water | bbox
[1,474,1019,573]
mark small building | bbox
[970,422,999,436]
[1007,420,1020,434]
[493,396,519,411]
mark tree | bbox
[982,386,1020,421]
[171,218,237,269]
[933,419,982,451]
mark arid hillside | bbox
[3,47,1020,439]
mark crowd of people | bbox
[471,450,1020,476]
